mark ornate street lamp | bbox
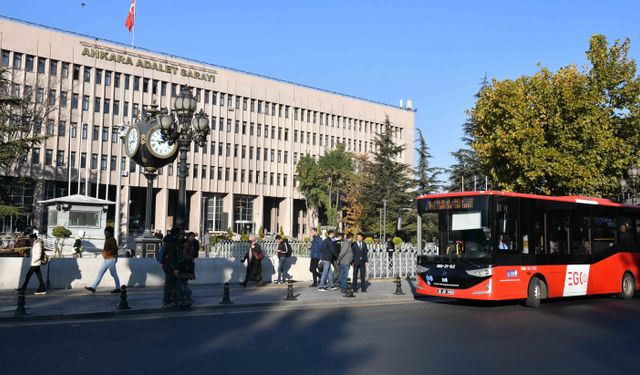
[157,87,210,241]
[620,163,640,205]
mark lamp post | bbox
[157,87,210,241]
[114,124,128,247]
[620,163,640,205]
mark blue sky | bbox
[2,1,639,175]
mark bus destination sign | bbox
[426,198,474,211]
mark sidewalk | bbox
[0,279,416,322]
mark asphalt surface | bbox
[1,293,638,375]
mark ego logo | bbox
[567,271,588,286]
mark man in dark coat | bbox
[351,232,369,292]
[318,230,336,291]
[161,227,180,307]
[309,227,323,287]
[241,234,265,287]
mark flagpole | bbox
[131,1,135,48]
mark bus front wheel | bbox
[617,272,635,300]
[525,277,543,308]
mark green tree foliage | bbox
[360,118,414,235]
[469,35,639,197]
[52,226,72,257]
[414,128,444,195]
[0,68,51,217]
[295,155,324,228]
[448,75,492,192]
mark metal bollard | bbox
[219,282,233,304]
[343,278,355,298]
[14,290,28,317]
[116,285,131,310]
[394,276,405,295]
[284,280,297,301]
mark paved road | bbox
[1,295,638,375]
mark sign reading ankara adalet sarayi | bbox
[81,45,216,83]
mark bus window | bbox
[548,202,570,256]
[592,206,617,255]
[619,212,636,244]
[495,197,519,252]
[571,205,591,255]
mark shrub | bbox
[257,225,264,240]
[364,237,375,244]
[392,237,403,247]
[52,226,72,257]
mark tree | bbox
[361,118,414,236]
[51,225,71,257]
[0,68,56,220]
[296,155,324,229]
[448,75,492,192]
[342,154,368,235]
[469,35,639,197]
[414,128,443,195]
[317,143,352,228]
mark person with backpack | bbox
[17,233,47,295]
[275,235,293,284]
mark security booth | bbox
[40,194,115,256]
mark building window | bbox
[25,55,34,71]
[71,151,76,167]
[105,71,111,86]
[102,127,108,142]
[71,93,79,109]
[104,98,110,114]
[1,50,9,67]
[95,69,102,84]
[112,128,118,143]
[45,149,53,165]
[234,144,238,158]
[114,100,120,115]
[91,154,98,169]
[101,155,107,170]
[71,123,77,138]
[68,212,100,228]
[82,95,89,111]
[94,97,101,113]
[124,102,129,116]
[58,121,66,137]
[110,156,117,171]
[13,53,22,69]
[124,74,130,90]
[34,120,41,134]
[193,164,198,178]
[114,72,121,88]
[31,149,40,164]
[168,163,173,176]
[46,120,55,135]
[60,91,67,108]
[84,67,91,82]
[133,76,140,91]
[93,126,99,140]
[143,78,149,92]
[81,153,87,168]
[49,60,58,76]
[82,124,88,139]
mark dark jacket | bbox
[352,241,369,264]
[277,240,292,258]
[320,236,334,261]
[162,235,179,272]
[310,235,322,259]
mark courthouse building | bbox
[0,16,415,238]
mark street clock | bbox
[125,108,178,169]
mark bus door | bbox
[547,202,572,296]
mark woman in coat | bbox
[241,234,265,287]
[18,233,47,295]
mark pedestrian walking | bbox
[386,236,395,274]
[17,233,48,295]
[161,227,181,307]
[85,226,120,293]
[275,235,293,284]
[319,230,339,291]
[352,232,369,292]
[309,227,322,287]
[337,233,354,292]
[241,234,265,287]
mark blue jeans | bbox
[277,257,290,282]
[319,260,334,288]
[339,264,350,289]
[91,258,120,289]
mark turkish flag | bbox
[125,0,135,32]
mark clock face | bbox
[147,126,177,158]
[125,127,139,157]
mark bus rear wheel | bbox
[525,277,543,308]
[617,272,635,300]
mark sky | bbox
[2,1,639,175]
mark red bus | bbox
[415,191,640,307]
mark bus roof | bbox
[416,190,638,209]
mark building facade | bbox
[0,16,415,238]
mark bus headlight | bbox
[416,264,429,273]
[465,268,492,277]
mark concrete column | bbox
[279,197,292,237]
[155,187,169,234]
[121,185,130,238]
[223,193,234,233]
[189,191,202,234]
[253,195,264,236]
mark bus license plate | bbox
[437,289,454,295]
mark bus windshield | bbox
[419,196,493,263]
